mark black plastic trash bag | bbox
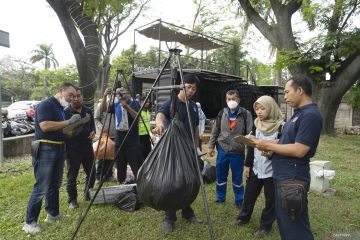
[137,117,200,211]
[202,160,216,184]
[115,187,141,212]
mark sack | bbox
[202,160,216,184]
[31,141,41,158]
[279,180,306,221]
[115,187,141,212]
[137,117,200,211]
[93,135,115,160]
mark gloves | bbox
[68,114,81,125]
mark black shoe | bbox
[235,202,243,209]
[186,216,203,224]
[162,220,175,234]
[254,229,270,238]
[230,219,249,226]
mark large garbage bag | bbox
[202,160,216,184]
[115,187,141,212]
[137,117,200,211]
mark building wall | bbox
[335,102,353,128]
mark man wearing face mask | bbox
[208,90,253,209]
[23,83,80,234]
[102,87,142,184]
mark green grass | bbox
[0,135,359,239]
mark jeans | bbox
[66,150,96,203]
[25,143,65,223]
[237,170,275,231]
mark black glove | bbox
[68,114,81,125]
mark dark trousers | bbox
[115,130,142,183]
[165,206,195,222]
[26,143,64,223]
[96,160,113,181]
[139,134,151,160]
[274,179,314,240]
[237,170,275,231]
[66,150,95,203]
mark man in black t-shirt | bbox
[153,74,203,234]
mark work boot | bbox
[162,220,175,234]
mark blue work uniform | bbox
[272,103,322,240]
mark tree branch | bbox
[238,0,278,47]
[339,0,358,33]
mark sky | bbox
[0,0,271,69]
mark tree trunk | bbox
[46,0,100,110]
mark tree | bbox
[30,43,59,70]
[0,57,36,101]
[238,0,360,135]
[99,0,150,96]
[30,43,59,98]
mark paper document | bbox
[63,115,91,139]
[233,135,256,148]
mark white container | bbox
[309,160,334,193]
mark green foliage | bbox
[345,81,360,111]
[246,58,273,85]
[1,135,360,239]
[30,43,59,70]
[30,65,79,99]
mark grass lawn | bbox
[0,135,359,239]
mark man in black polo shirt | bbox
[102,87,142,184]
[153,74,203,234]
[65,89,96,209]
[23,83,80,234]
[251,77,323,240]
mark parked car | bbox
[7,101,40,119]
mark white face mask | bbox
[60,96,69,107]
[227,100,238,109]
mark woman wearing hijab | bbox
[232,95,284,238]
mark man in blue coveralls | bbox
[208,90,253,209]
[251,76,323,240]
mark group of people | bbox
[23,74,323,240]
[153,74,322,240]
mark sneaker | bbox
[229,219,249,226]
[162,220,175,234]
[23,221,40,234]
[44,213,68,222]
[185,216,203,224]
[254,229,270,238]
[69,200,79,209]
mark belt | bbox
[38,139,64,145]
